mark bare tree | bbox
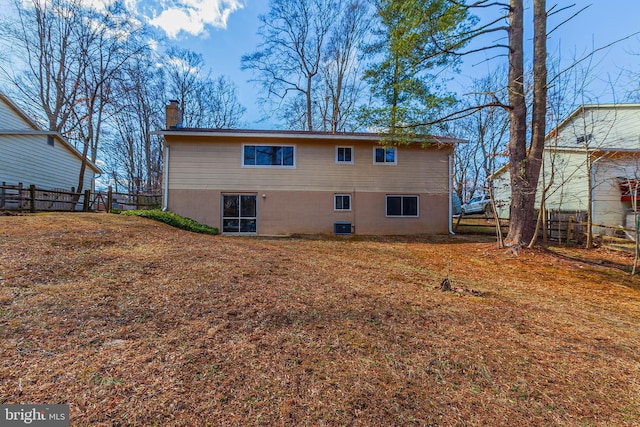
[195,76,246,129]
[165,47,245,129]
[242,0,338,131]
[70,2,149,193]
[105,52,166,193]
[0,0,150,193]
[318,0,372,132]
[164,47,206,128]
[0,0,88,132]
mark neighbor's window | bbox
[374,147,396,164]
[386,195,418,217]
[243,145,295,167]
[576,134,592,144]
[334,194,352,211]
[336,146,353,164]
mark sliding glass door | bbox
[222,194,257,234]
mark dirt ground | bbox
[1,212,639,426]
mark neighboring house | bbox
[0,92,100,192]
[492,104,640,234]
[158,103,460,236]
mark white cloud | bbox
[148,0,243,39]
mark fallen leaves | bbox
[1,213,639,426]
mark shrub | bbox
[119,210,218,235]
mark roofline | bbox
[153,128,465,145]
[0,92,41,131]
[546,103,640,140]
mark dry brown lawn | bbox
[1,212,639,426]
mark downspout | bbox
[162,144,170,211]
[448,153,455,235]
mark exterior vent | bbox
[334,222,352,235]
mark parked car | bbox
[452,193,462,216]
[461,194,491,215]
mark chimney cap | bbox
[168,99,179,105]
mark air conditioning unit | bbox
[334,222,352,235]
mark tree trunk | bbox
[306,76,313,131]
[504,0,529,247]
[505,0,547,248]
[76,140,90,195]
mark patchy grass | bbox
[1,213,639,426]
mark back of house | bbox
[159,126,458,236]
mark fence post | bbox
[83,189,91,212]
[29,184,36,213]
[1,182,5,209]
[107,186,113,212]
[568,216,574,244]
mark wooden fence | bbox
[0,182,161,213]
[545,210,587,243]
[457,209,637,244]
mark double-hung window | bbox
[374,147,396,164]
[386,195,418,217]
[336,146,353,164]
[243,145,295,167]
[334,194,351,211]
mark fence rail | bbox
[456,209,638,244]
[0,182,161,213]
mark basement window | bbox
[386,195,418,217]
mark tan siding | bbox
[168,137,451,194]
[0,134,94,191]
[168,189,449,235]
[165,134,453,235]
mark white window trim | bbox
[335,146,354,164]
[242,143,297,168]
[373,146,397,165]
[385,195,419,217]
[334,193,352,211]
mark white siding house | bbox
[0,92,100,191]
[492,104,640,234]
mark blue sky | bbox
[2,0,639,128]
[152,0,640,128]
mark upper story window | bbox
[47,135,54,147]
[374,147,396,165]
[243,145,295,167]
[336,146,353,164]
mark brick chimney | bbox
[165,100,183,129]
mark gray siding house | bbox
[0,92,100,192]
